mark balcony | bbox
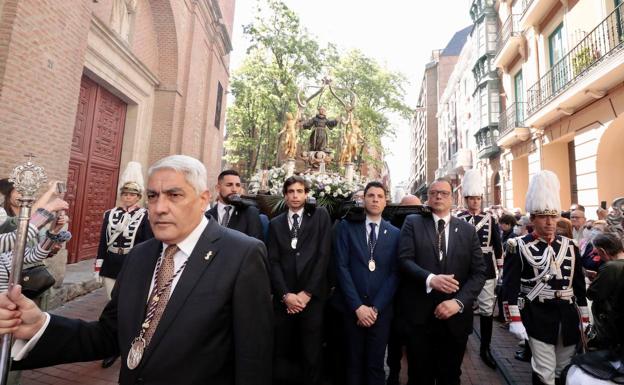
[475,127,500,159]
[451,149,473,173]
[498,102,531,148]
[520,0,558,30]
[526,3,624,126]
[494,14,525,69]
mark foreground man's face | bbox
[146,169,209,245]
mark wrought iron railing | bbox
[475,127,500,159]
[499,102,527,138]
[497,14,522,56]
[521,0,535,19]
[527,3,624,116]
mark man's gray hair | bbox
[148,155,208,194]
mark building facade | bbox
[0,0,235,265]
[494,0,624,218]
[408,27,471,201]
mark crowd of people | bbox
[0,154,622,385]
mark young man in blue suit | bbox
[335,181,400,385]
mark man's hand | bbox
[0,285,46,340]
[283,293,304,314]
[434,299,460,320]
[296,291,311,307]
[430,274,460,294]
[355,305,377,327]
[50,213,69,234]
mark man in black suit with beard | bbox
[268,175,332,385]
[206,169,264,241]
[0,155,273,385]
[397,177,485,385]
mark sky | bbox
[228,0,473,188]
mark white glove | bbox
[94,259,103,283]
[509,321,528,341]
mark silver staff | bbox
[0,155,47,384]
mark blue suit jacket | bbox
[334,218,400,313]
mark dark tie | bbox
[437,219,447,261]
[368,223,377,256]
[221,205,232,227]
[143,244,179,347]
[291,213,300,238]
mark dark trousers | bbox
[405,319,468,385]
[323,300,346,384]
[386,318,403,381]
[343,310,392,385]
[273,299,324,385]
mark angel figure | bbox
[340,118,363,164]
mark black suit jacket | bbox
[15,220,273,385]
[206,204,264,241]
[268,207,332,302]
[397,214,485,337]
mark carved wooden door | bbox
[66,76,126,263]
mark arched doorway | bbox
[596,115,624,206]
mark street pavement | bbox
[20,289,520,385]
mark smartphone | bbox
[56,181,67,194]
[600,201,607,210]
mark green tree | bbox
[225,1,412,180]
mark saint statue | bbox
[302,107,338,153]
[110,0,137,41]
[279,111,300,159]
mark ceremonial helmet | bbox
[119,161,144,196]
[461,169,483,198]
[525,170,561,216]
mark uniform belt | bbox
[107,246,132,255]
[481,246,493,253]
[521,286,574,303]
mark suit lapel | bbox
[140,220,223,365]
[206,206,218,222]
[422,216,440,267]
[445,217,460,269]
[355,221,368,263]
[295,208,313,247]
[374,220,390,260]
[227,207,241,229]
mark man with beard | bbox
[206,169,263,241]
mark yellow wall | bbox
[512,155,529,210]
[596,116,624,206]
[542,141,572,210]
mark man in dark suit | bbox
[0,155,273,385]
[206,169,264,240]
[268,175,331,385]
[335,181,400,385]
[397,177,485,385]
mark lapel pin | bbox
[384,229,387,234]
[205,251,213,261]
[454,227,458,233]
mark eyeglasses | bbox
[570,216,584,219]
[428,190,451,198]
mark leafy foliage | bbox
[225,0,412,180]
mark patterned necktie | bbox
[368,223,377,256]
[291,213,300,238]
[143,244,179,347]
[221,206,232,227]
[437,219,447,261]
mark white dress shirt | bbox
[217,201,234,224]
[13,216,210,360]
[365,216,381,244]
[425,212,451,293]
[287,208,304,231]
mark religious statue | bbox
[110,0,137,41]
[279,111,300,159]
[339,118,363,165]
[302,107,338,153]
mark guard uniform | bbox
[503,233,588,385]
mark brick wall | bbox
[0,0,91,183]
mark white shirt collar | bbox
[365,215,382,228]
[288,208,304,219]
[163,215,209,257]
[432,212,451,225]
